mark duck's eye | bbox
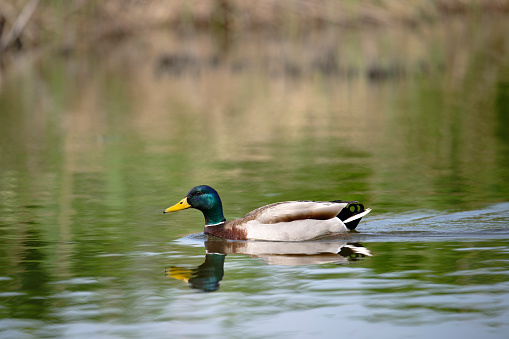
[195,191,202,196]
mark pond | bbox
[1,17,509,338]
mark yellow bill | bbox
[164,197,191,213]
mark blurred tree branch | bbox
[0,0,39,53]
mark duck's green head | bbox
[164,185,226,226]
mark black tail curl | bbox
[332,200,366,230]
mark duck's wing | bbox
[243,201,348,224]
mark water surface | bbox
[1,18,509,338]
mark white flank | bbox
[243,218,348,241]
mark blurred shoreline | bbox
[1,0,509,55]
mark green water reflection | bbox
[1,18,509,338]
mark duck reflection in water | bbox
[166,253,225,292]
[166,237,371,292]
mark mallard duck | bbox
[163,185,371,241]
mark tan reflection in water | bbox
[167,239,371,291]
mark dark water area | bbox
[1,15,509,338]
